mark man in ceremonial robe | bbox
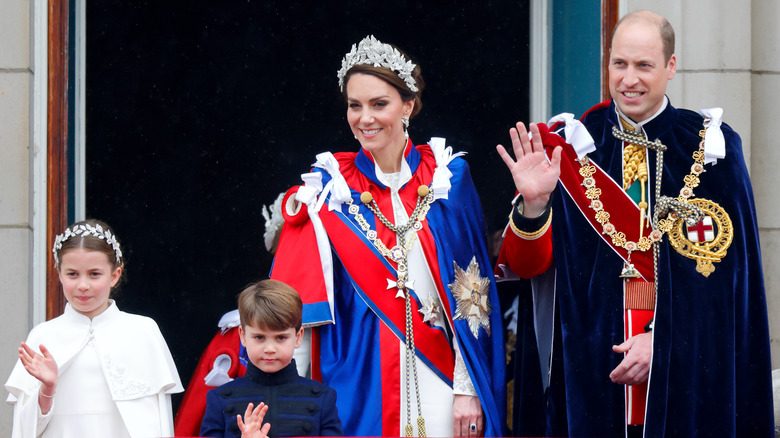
[496,10,774,437]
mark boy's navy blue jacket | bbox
[200,359,342,437]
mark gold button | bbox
[360,191,373,205]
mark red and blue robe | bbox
[271,139,506,436]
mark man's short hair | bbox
[611,11,675,64]
[238,279,303,331]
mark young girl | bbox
[5,219,183,438]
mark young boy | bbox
[200,279,342,438]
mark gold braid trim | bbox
[509,208,553,240]
[619,118,649,191]
[623,145,646,190]
[625,279,656,310]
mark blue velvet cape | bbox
[518,101,774,437]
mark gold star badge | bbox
[449,256,492,338]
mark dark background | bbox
[86,0,530,411]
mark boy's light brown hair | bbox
[238,279,303,331]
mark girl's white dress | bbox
[5,300,183,438]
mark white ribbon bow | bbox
[312,152,352,212]
[295,163,337,323]
[262,192,286,253]
[204,354,234,387]
[296,172,324,207]
[217,309,241,334]
[547,113,596,158]
[429,137,466,200]
[698,107,726,165]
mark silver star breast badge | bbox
[449,256,492,338]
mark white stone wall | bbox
[627,0,779,368]
[0,0,34,434]
[752,0,780,368]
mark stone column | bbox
[752,0,780,368]
[627,1,778,369]
[0,0,35,434]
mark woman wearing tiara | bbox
[270,36,505,437]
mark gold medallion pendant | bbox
[665,198,733,277]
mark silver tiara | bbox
[337,35,418,93]
[53,223,123,267]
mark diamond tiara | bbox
[337,35,418,93]
[53,223,123,267]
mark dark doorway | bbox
[86,0,530,410]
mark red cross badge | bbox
[667,198,733,278]
[686,216,715,242]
